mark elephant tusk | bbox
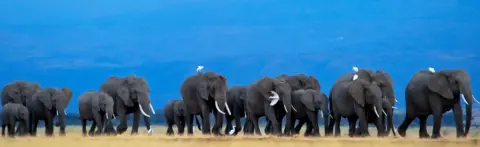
[138,104,151,118]
[228,126,236,135]
[283,104,289,113]
[244,111,247,118]
[225,101,232,115]
[269,91,280,106]
[215,101,226,115]
[320,112,324,118]
[112,115,116,119]
[329,114,333,118]
[461,94,469,105]
[394,98,398,103]
[64,110,67,116]
[352,74,358,80]
[149,103,156,115]
[105,113,109,119]
[56,111,59,116]
[373,106,380,118]
[382,110,387,116]
[291,105,297,112]
[473,95,480,104]
[392,106,397,109]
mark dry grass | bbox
[1,126,479,147]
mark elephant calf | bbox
[78,91,116,136]
[291,89,329,137]
[1,103,29,137]
[163,99,201,136]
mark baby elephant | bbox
[164,99,201,135]
[1,103,29,137]
[78,91,116,136]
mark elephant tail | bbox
[195,115,202,131]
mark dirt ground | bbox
[1,126,479,147]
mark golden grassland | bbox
[1,126,479,147]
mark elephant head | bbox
[36,87,72,128]
[94,92,115,122]
[2,81,41,106]
[116,75,156,118]
[259,77,292,112]
[373,70,396,107]
[14,104,30,135]
[300,89,329,129]
[427,69,477,135]
[198,72,231,115]
[349,79,384,120]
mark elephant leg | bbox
[212,108,224,136]
[1,124,5,137]
[143,115,152,135]
[398,112,415,137]
[295,119,306,134]
[199,103,211,135]
[264,121,272,135]
[185,114,194,135]
[131,110,141,135]
[173,116,182,135]
[45,115,54,137]
[179,119,185,135]
[452,102,465,138]
[115,101,128,134]
[233,109,243,135]
[418,115,430,138]
[243,119,251,135]
[8,124,15,137]
[347,116,357,137]
[94,113,104,135]
[31,119,38,136]
[264,104,280,135]
[81,119,87,136]
[306,111,319,136]
[224,116,233,135]
[354,105,368,137]
[166,122,174,136]
[334,113,342,137]
[374,116,385,137]
[429,95,443,139]
[89,121,97,136]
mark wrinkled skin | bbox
[2,81,41,106]
[264,74,321,135]
[78,91,116,136]
[1,103,29,137]
[398,69,475,139]
[180,71,230,136]
[27,87,72,137]
[164,99,201,136]
[244,77,292,136]
[329,78,385,137]
[291,89,329,137]
[100,75,155,135]
[224,86,248,136]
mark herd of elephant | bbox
[1,66,479,139]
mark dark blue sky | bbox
[0,0,479,112]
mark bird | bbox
[428,67,435,73]
[197,65,204,72]
[352,66,359,72]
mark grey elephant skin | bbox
[27,87,72,136]
[329,75,385,137]
[327,69,396,137]
[224,86,248,136]
[180,71,231,135]
[1,103,29,137]
[163,99,201,135]
[78,91,116,136]
[99,75,155,135]
[244,77,292,136]
[398,69,476,139]
[291,89,329,137]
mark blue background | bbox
[0,0,479,113]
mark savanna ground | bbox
[1,126,479,147]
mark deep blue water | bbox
[0,0,479,113]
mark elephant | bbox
[1,103,29,137]
[263,74,321,135]
[180,71,231,135]
[329,77,385,137]
[244,76,293,136]
[27,87,72,136]
[99,75,156,135]
[163,99,201,135]
[397,69,479,139]
[290,89,329,137]
[78,90,116,136]
[224,86,248,136]
[2,81,41,106]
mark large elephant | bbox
[329,77,385,137]
[244,77,293,136]
[99,75,156,135]
[2,81,41,106]
[224,86,248,136]
[291,89,329,137]
[163,99,201,135]
[27,87,72,136]
[1,103,29,137]
[78,91,116,136]
[398,69,479,138]
[263,74,321,135]
[180,71,231,135]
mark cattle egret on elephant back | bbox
[352,66,359,80]
[197,65,204,72]
[428,67,435,73]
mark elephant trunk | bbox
[138,93,152,118]
[281,91,293,135]
[55,106,66,129]
[460,85,472,135]
[320,101,329,134]
[382,98,396,136]
[215,90,231,115]
[374,97,385,135]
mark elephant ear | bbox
[197,80,209,100]
[37,91,53,110]
[91,93,101,112]
[259,77,274,98]
[300,91,315,111]
[348,79,368,107]
[7,85,21,101]
[427,73,454,99]
[116,84,133,107]
[61,87,73,106]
